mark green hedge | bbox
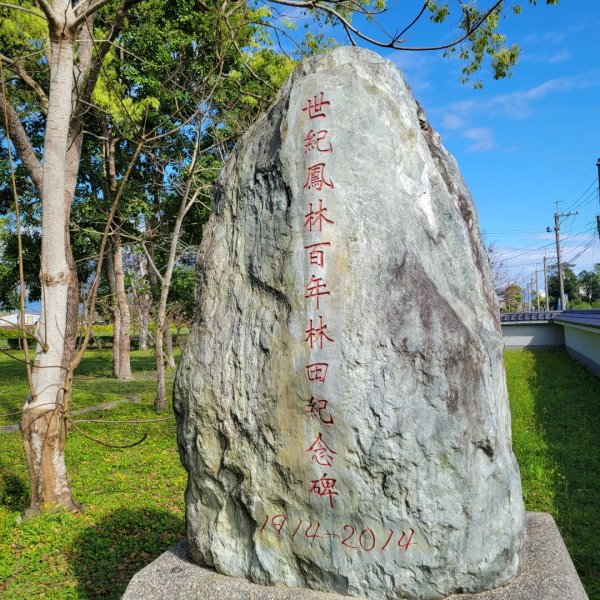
[0,325,189,350]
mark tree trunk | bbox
[21,23,79,515]
[154,324,167,410]
[137,255,150,351]
[112,231,133,379]
[102,129,133,380]
[147,245,167,410]
[104,244,121,378]
[164,322,176,369]
[138,304,149,351]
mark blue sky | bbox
[386,0,599,286]
[293,0,600,286]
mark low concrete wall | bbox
[501,321,565,349]
[562,323,600,378]
[500,310,600,379]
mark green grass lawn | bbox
[505,349,600,599]
[0,348,598,599]
[0,350,185,599]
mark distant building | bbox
[0,312,40,328]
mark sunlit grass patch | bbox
[505,349,600,599]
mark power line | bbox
[563,178,598,213]
[562,164,596,206]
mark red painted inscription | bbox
[308,473,339,508]
[304,129,333,153]
[259,514,417,554]
[307,433,337,467]
[305,316,334,349]
[306,396,334,425]
[304,163,334,191]
[302,92,330,119]
[304,200,334,233]
[305,362,329,384]
[304,241,331,267]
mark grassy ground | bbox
[0,348,598,598]
[506,349,600,599]
[0,350,185,599]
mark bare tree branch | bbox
[72,0,115,27]
[70,137,145,372]
[142,243,165,284]
[34,0,58,26]
[395,0,429,41]
[266,0,504,51]
[0,76,43,192]
[0,1,46,19]
[0,53,49,111]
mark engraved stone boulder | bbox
[174,47,525,600]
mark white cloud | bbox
[522,30,566,45]
[462,127,495,152]
[442,113,463,130]
[439,70,600,126]
[546,49,572,64]
[523,48,572,65]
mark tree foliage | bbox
[501,283,522,313]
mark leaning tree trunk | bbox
[20,25,79,515]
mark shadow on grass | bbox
[530,349,600,599]
[0,469,29,513]
[71,507,184,599]
[0,444,29,513]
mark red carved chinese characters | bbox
[305,316,334,350]
[308,473,339,508]
[304,163,334,191]
[304,200,334,233]
[305,275,330,309]
[304,129,332,153]
[307,433,337,467]
[306,396,334,425]
[304,242,330,267]
[302,92,330,119]
[305,362,329,384]
[298,91,339,509]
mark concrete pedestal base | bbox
[123,513,588,600]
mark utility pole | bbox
[535,270,540,311]
[597,159,600,237]
[548,203,578,311]
[529,276,534,311]
[543,255,549,311]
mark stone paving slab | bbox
[122,513,588,600]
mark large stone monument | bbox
[174,47,525,600]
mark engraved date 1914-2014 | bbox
[259,514,416,554]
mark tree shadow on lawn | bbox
[0,447,30,513]
[71,507,184,599]
[0,469,29,513]
[530,349,600,599]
